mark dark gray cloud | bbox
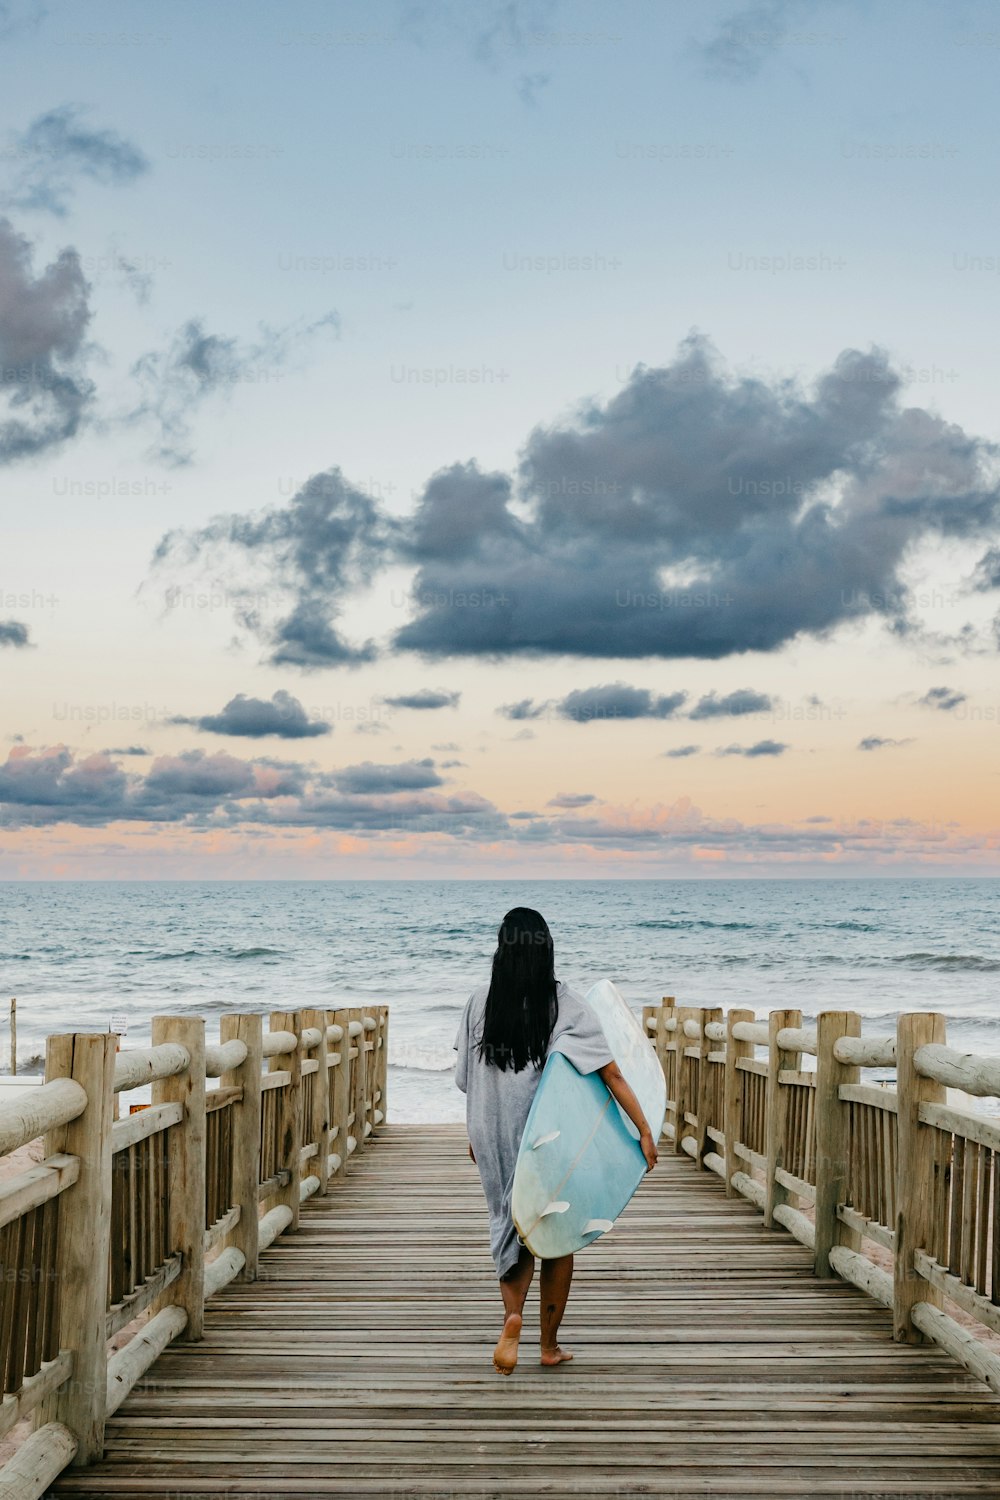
[499,684,686,723]
[547,792,596,808]
[4,106,148,217]
[0,218,94,461]
[325,757,442,795]
[859,736,911,751]
[717,739,788,757]
[663,745,700,758]
[152,336,1000,667]
[104,745,149,756]
[171,690,331,740]
[0,619,31,647]
[382,688,460,710]
[131,312,339,465]
[920,686,967,712]
[689,689,773,719]
[557,684,687,722]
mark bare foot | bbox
[540,1344,574,1366]
[493,1312,522,1375]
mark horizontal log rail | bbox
[0,1003,389,1499]
[643,997,1000,1409]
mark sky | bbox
[1,0,1000,878]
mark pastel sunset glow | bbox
[3,0,1000,878]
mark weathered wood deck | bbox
[52,1123,1000,1499]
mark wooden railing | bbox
[0,1005,388,1498]
[643,999,1000,1397]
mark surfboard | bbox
[511,979,666,1259]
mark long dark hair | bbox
[477,907,559,1072]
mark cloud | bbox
[4,106,148,216]
[971,547,1000,592]
[432,741,460,751]
[152,336,1000,668]
[382,688,460,710]
[547,792,597,808]
[0,744,490,835]
[153,469,391,668]
[557,684,687,722]
[698,0,793,81]
[498,698,546,721]
[171,690,331,740]
[326,758,442,795]
[689,689,773,719]
[131,312,339,465]
[858,736,912,751]
[439,758,466,768]
[499,684,686,723]
[919,686,967,712]
[104,745,149,756]
[0,218,94,461]
[3,745,996,868]
[518,72,551,106]
[0,619,31,647]
[663,744,700,758]
[716,739,788,757]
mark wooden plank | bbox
[42,1120,1000,1500]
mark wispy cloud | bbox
[382,688,460,710]
[716,739,788,757]
[919,686,967,712]
[131,312,339,465]
[4,105,148,216]
[858,736,912,751]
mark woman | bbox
[454,907,658,1375]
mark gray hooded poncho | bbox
[454,979,614,1277]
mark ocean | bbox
[2,879,998,1120]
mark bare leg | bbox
[539,1254,574,1365]
[493,1246,534,1375]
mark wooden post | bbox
[270,1011,303,1229]
[656,999,675,1139]
[41,1032,116,1463]
[302,1007,330,1195]
[696,1006,723,1167]
[814,1010,861,1277]
[894,1011,947,1343]
[152,1015,206,1340]
[329,1007,351,1179]
[221,1012,262,1280]
[348,1007,366,1159]
[374,1004,389,1126]
[672,1005,699,1155]
[764,1008,801,1229]
[723,1008,754,1198]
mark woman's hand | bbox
[639,1127,658,1173]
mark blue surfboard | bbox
[510,979,666,1259]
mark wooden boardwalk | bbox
[53,1123,1000,1499]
